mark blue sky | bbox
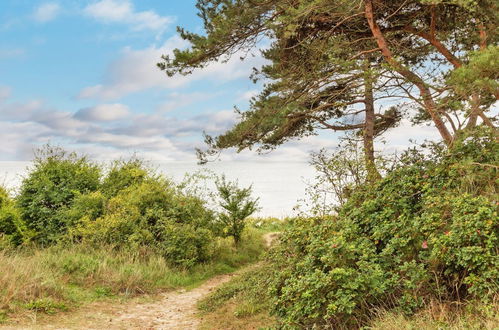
[0,0,440,162]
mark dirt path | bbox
[2,233,279,330]
[1,274,234,330]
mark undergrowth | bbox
[198,131,498,329]
[198,264,276,330]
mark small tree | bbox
[215,176,259,245]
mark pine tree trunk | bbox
[364,0,454,145]
[363,64,381,182]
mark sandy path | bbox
[2,233,279,330]
[2,274,234,330]
[105,274,234,329]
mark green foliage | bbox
[449,45,499,95]
[24,299,68,315]
[74,178,216,267]
[199,264,273,315]
[101,157,149,197]
[59,191,106,242]
[215,176,259,244]
[10,147,255,269]
[0,187,28,246]
[17,146,101,245]
[265,131,498,328]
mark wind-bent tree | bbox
[159,0,497,164]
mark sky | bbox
[0,0,441,163]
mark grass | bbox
[370,300,499,330]
[198,264,276,330]
[247,216,290,233]
[0,227,266,323]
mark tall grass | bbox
[0,227,265,321]
[370,300,499,330]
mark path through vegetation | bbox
[2,233,279,330]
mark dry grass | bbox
[0,251,65,311]
[370,300,499,330]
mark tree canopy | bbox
[159,0,497,164]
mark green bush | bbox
[60,191,106,242]
[157,223,214,268]
[17,146,101,244]
[10,147,261,270]
[101,158,149,198]
[75,178,216,267]
[266,131,498,328]
[0,187,27,246]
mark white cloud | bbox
[0,90,240,162]
[382,118,441,151]
[83,0,173,33]
[33,2,61,23]
[239,89,259,101]
[74,103,130,121]
[78,36,267,100]
[157,92,215,113]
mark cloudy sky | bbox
[0,0,441,163]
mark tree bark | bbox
[363,64,381,182]
[364,0,454,145]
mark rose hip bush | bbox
[266,131,498,328]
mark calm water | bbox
[0,161,316,217]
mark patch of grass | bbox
[369,300,499,330]
[23,299,68,315]
[248,217,290,233]
[93,287,113,298]
[198,263,276,329]
[0,310,7,323]
[0,227,266,323]
[199,299,275,330]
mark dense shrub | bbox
[60,191,106,241]
[0,187,27,246]
[74,178,216,267]
[9,148,252,268]
[266,131,498,328]
[100,158,149,198]
[17,147,101,244]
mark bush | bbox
[10,147,260,270]
[17,146,101,244]
[158,223,214,268]
[101,158,149,198]
[0,187,27,246]
[75,178,216,267]
[60,192,106,242]
[266,131,498,328]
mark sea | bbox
[0,161,317,218]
